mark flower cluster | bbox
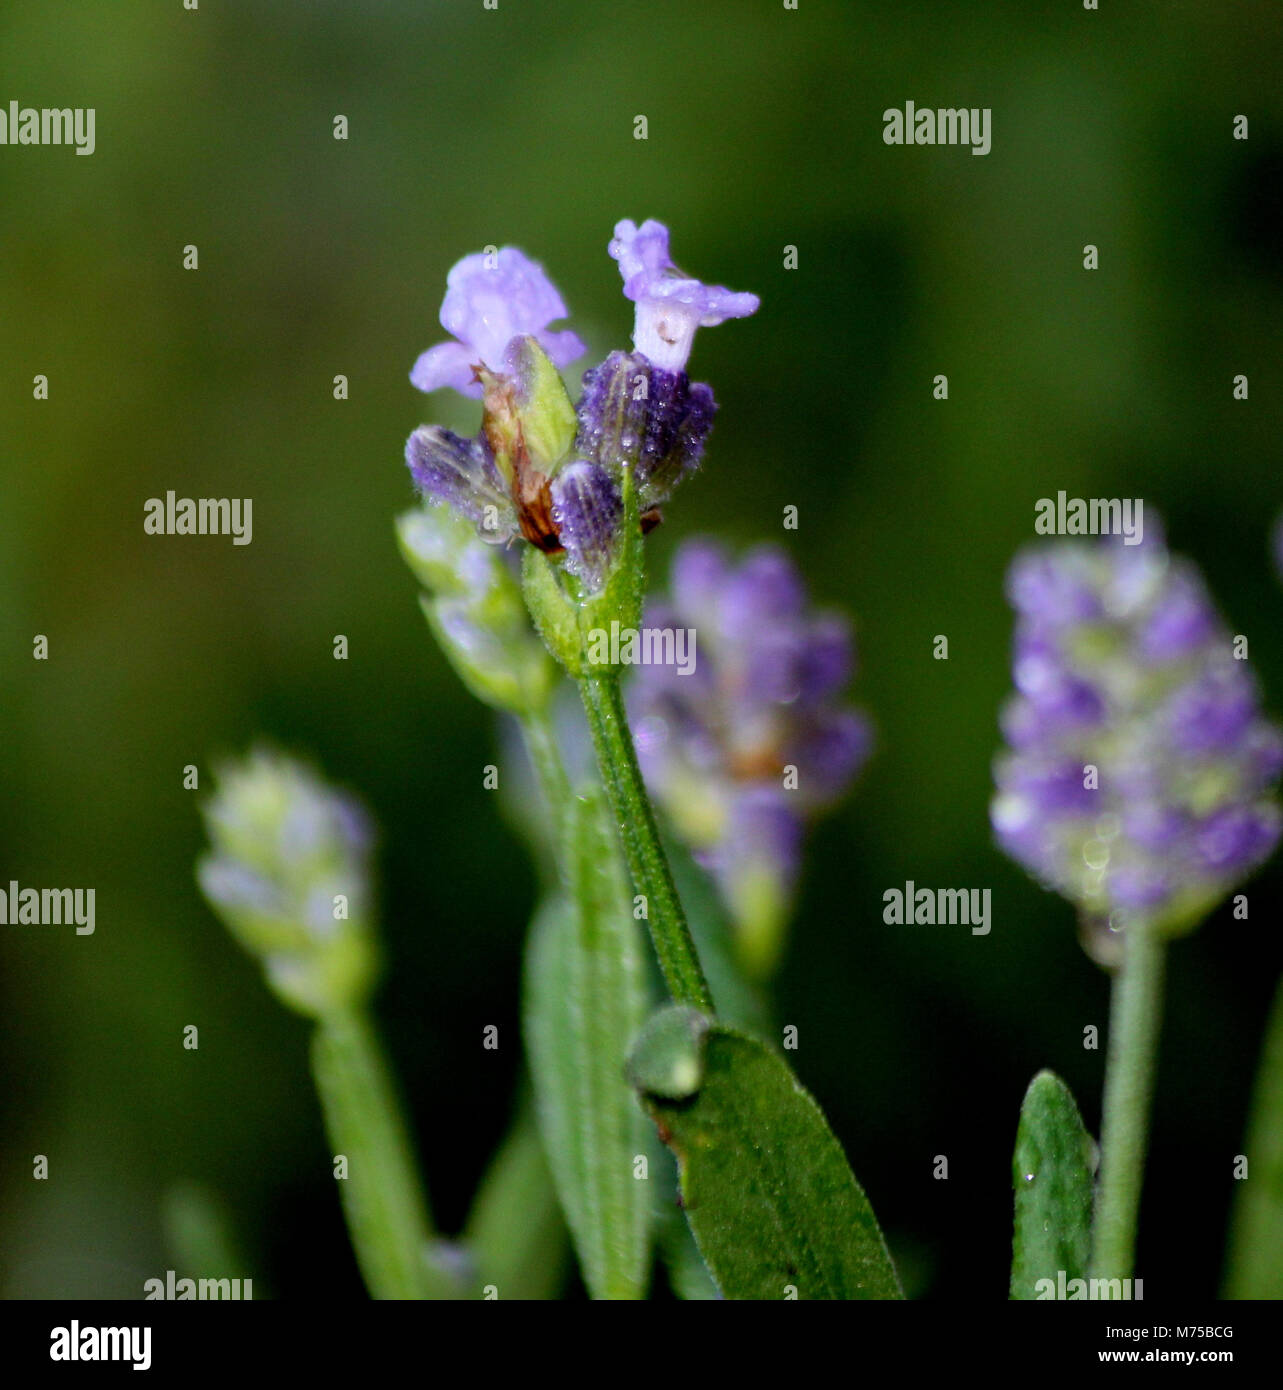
[405,221,758,594]
[629,539,872,975]
[991,525,1283,939]
[196,749,378,1016]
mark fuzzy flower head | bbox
[411,246,586,398]
[630,539,871,976]
[610,219,760,373]
[991,525,1283,950]
[197,749,379,1016]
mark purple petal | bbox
[1006,550,1100,625]
[609,219,759,371]
[410,340,480,397]
[609,218,760,323]
[1138,567,1217,661]
[719,549,807,645]
[790,709,872,805]
[715,786,805,897]
[414,246,584,398]
[1163,664,1258,755]
[797,616,854,704]
[1193,803,1281,875]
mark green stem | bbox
[1090,925,1166,1285]
[578,671,714,1013]
[311,1007,447,1299]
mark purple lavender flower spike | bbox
[550,460,622,592]
[628,539,870,976]
[610,219,759,373]
[411,247,586,398]
[405,425,517,542]
[991,522,1283,937]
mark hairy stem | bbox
[578,671,713,1013]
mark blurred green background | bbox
[2,0,1281,1298]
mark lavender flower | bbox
[406,225,757,599]
[629,539,871,976]
[991,525,1283,943]
[609,219,760,373]
[197,749,378,1017]
[410,247,586,398]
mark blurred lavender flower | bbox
[410,247,586,398]
[991,524,1283,950]
[629,539,871,976]
[197,749,378,1016]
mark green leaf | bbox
[523,786,652,1300]
[1224,974,1283,1298]
[630,1008,902,1300]
[659,1194,721,1301]
[1009,1069,1095,1300]
[462,1094,569,1301]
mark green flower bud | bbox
[398,504,555,713]
[196,749,379,1018]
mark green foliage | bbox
[462,1097,569,1300]
[523,789,653,1299]
[1009,1069,1095,1300]
[630,1008,902,1300]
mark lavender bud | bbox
[575,351,716,511]
[549,460,623,595]
[405,426,516,544]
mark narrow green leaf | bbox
[1224,974,1283,1298]
[659,1198,721,1301]
[523,787,652,1300]
[631,1008,902,1300]
[462,1095,569,1301]
[1009,1069,1095,1300]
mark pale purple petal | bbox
[410,340,480,397]
[413,245,585,398]
[609,219,759,371]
